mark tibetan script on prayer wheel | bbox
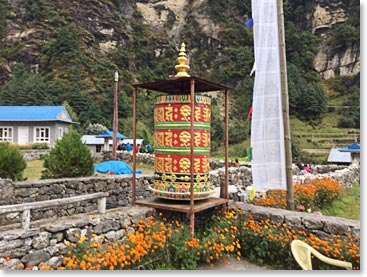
[152,94,214,200]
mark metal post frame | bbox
[189,79,195,237]
[132,87,137,206]
[225,89,229,203]
[112,74,118,160]
[132,76,231,238]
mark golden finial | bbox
[174,43,190,78]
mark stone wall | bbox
[0,163,359,226]
[0,175,154,226]
[0,206,153,270]
[20,150,49,161]
[209,164,359,202]
[233,202,360,241]
[0,202,359,270]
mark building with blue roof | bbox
[339,143,360,165]
[0,106,76,147]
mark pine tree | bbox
[42,129,94,178]
[0,143,27,181]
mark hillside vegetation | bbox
[0,0,360,162]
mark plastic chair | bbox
[290,240,353,270]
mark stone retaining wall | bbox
[233,202,360,240]
[0,206,153,269]
[0,163,359,226]
[0,202,359,270]
[20,150,50,161]
[0,175,154,226]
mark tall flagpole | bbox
[276,0,294,210]
[112,71,118,160]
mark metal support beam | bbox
[189,79,195,238]
[132,87,137,206]
[112,71,119,160]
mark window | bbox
[58,127,63,140]
[34,127,50,143]
[0,127,13,142]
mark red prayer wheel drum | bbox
[152,94,214,200]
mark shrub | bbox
[0,142,27,181]
[252,178,344,211]
[41,129,94,178]
[31,143,49,149]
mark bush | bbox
[0,142,27,181]
[252,178,344,211]
[41,129,94,178]
[31,143,49,149]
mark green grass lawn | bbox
[320,185,360,220]
[23,159,44,181]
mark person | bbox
[146,144,153,154]
[125,143,132,152]
[135,144,139,153]
[303,164,312,173]
[234,158,240,168]
[139,144,146,153]
[117,144,123,151]
[294,157,304,170]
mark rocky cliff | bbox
[1,0,359,82]
[311,0,360,79]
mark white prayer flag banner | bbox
[250,0,286,191]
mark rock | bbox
[21,250,50,268]
[228,185,237,194]
[44,256,64,269]
[32,232,51,249]
[1,258,23,270]
[93,220,120,234]
[64,228,81,243]
[0,239,24,253]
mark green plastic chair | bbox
[291,240,353,270]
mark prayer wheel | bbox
[152,94,214,200]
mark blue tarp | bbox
[96,131,127,139]
[95,161,142,175]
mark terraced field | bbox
[290,113,359,162]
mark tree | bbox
[42,129,94,178]
[0,0,8,40]
[84,123,108,135]
[296,83,327,122]
[0,143,27,181]
[42,25,82,69]
[337,86,360,128]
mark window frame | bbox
[34,126,51,143]
[0,127,13,142]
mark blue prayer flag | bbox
[245,18,254,28]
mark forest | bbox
[0,0,360,156]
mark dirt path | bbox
[196,257,273,271]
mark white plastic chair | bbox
[290,240,353,270]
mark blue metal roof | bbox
[96,131,127,139]
[0,106,74,122]
[338,143,360,153]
